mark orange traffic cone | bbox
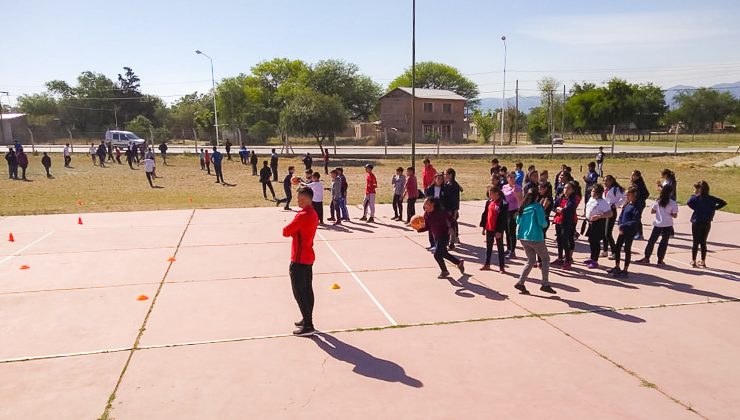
[137,295,149,301]
[20,265,30,270]
[8,233,14,242]
[330,283,341,290]
[188,197,193,203]
[167,256,176,262]
[77,217,83,225]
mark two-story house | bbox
[379,87,467,142]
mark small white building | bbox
[0,113,29,145]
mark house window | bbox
[423,102,433,113]
[443,103,452,113]
[422,124,434,134]
[441,124,452,139]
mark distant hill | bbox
[664,82,740,108]
[478,96,541,113]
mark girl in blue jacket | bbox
[608,187,641,278]
[687,181,727,268]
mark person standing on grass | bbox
[16,147,29,181]
[211,146,224,184]
[270,148,279,181]
[275,166,296,210]
[107,142,114,162]
[552,181,578,269]
[89,143,97,166]
[603,175,625,259]
[479,185,508,273]
[259,161,276,200]
[360,164,377,223]
[282,187,320,337]
[607,186,640,278]
[304,172,324,224]
[502,171,524,258]
[327,169,343,225]
[63,143,72,168]
[250,150,258,176]
[5,148,18,179]
[199,148,206,170]
[583,184,613,269]
[337,167,350,221]
[391,167,406,221]
[224,139,232,160]
[125,147,135,169]
[422,158,436,189]
[636,185,678,266]
[204,148,212,175]
[687,181,727,268]
[596,146,605,177]
[115,146,122,164]
[415,197,465,279]
[514,189,556,295]
[96,141,107,168]
[41,152,52,178]
[403,167,419,224]
[239,145,247,165]
[144,154,156,188]
[303,153,313,171]
[630,170,650,240]
[323,149,330,175]
[158,142,168,165]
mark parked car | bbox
[105,130,146,147]
[551,134,565,145]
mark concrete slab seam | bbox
[0,230,55,267]
[316,230,398,326]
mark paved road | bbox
[10,143,739,156]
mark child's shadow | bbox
[451,274,508,301]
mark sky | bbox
[2,0,740,106]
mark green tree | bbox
[242,58,311,126]
[280,91,349,153]
[673,88,737,134]
[472,109,495,144]
[17,93,59,125]
[388,62,480,107]
[527,106,550,143]
[248,120,277,143]
[308,59,382,121]
[125,115,153,135]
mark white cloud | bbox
[520,10,735,46]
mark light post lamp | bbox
[410,0,416,169]
[195,50,220,146]
[500,36,507,147]
[0,91,7,143]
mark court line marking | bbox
[2,298,736,365]
[316,230,398,326]
[0,230,55,266]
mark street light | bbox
[500,36,506,147]
[195,50,220,146]
[410,0,416,169]
[0,91,8,143]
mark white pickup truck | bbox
[105,130,147,147]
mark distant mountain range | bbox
[478,82,740,113]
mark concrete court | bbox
[0,201,738,419]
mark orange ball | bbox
[409,215,425,231]
[291,176,300,186]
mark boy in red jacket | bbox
[360,164,378,223]
[282,187,320,336]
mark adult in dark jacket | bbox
[630,170,649,240]
[211,147,224,184]
[16,148,29,180]
[96,142,108,168]
[424,174,447,249]
[41,152,52,178]
[442,168,463,249]
[302,153,313,171]
[259,161,276,200]
[5,148,18,179]
[249,151,258,176]
[687,180,727,267]
[270,148,279,181]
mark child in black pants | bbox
[479,186,508,273]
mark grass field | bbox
[1,153,738,216]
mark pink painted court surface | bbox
[0,202,739,419]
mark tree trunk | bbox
[315,136,325,155]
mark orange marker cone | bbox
[76,199,82,205]
[77,217,83,225]
[167,256,176,262]
[137,295,149,301]
[330,283,341,290]
[188,197,193,203]
[20,265,30,270]
[8,233,14,242]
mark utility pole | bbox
[549,91,554,156]
[514,80,519,145]
[500,36,507,147]
[0,91,6,143]
[410,0,416,169]
[561,84,566,137]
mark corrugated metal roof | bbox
[389,87,467,101]
[0,113,27,120]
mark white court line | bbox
[0,230,56,266]
[317,231,398,326]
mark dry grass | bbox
[0,152,737,216]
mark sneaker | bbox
[634,234,643,240]
[550,258,564,265]
[599,251,608,258]
[428,247,436,252]
[583,259,594,265]
[480,265,492,271]
[499,268,507,274]
[283,206,291,211]
[514,283,530,295]
[509,251,516,259]
[562,261,572,270]
[540,284,557,294]
[367,217,374,223]
[333,220,342,226]
[606,267,619,274]
[635,257,650,265]
[656,260,666,266]
[690,261,697,267]
[587,262,599,269]
[697,260,706,268]
[275,200,281,207]
[294,320,304,327]
[457,259,465,274]
[449,243,456,250]
[293,326,316,337]
[613,270,629,278]
[359,216,367,221]
[608,253,616,260]
[327,217,336,222]
[437,271,450,279]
